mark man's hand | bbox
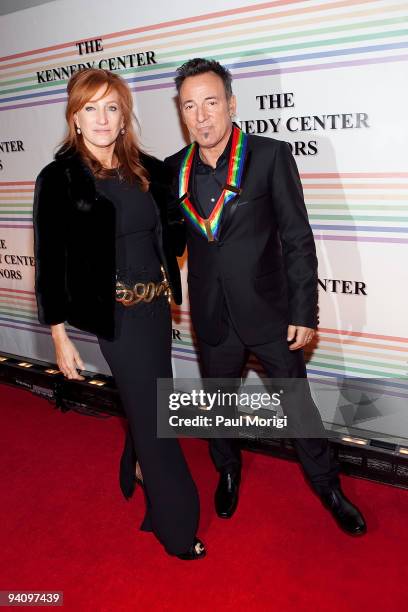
[287,325,315,351]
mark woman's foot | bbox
[135,462,143,486]
[176,538,206,561]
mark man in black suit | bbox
[165,58,366,535]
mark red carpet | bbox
[1,383,407,611]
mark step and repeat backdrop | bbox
[0,0,407,440]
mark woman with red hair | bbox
[33,68,205,560]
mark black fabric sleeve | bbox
[33,163,68,326]
[269,141,318,328]
[163,155,186,258]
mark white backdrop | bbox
[1,0,407,439]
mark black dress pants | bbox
[198,313,340,492]
[98,297,199,555]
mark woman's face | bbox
[74,85,124,154]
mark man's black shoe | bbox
[215,470,241,518]
[320,487,367,535]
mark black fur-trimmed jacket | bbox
[33,148,185,340]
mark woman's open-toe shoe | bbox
[135,462,143,487]
[176,538,206,561]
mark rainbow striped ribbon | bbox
[178,126,248,241]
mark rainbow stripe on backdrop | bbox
[0,0,407,110]
[2,290,406,442]
[0,288,94,344]
[169,307,408,399]
[179,127,247,240]
[1,290,407,393]
[0,182,34,229]
[1,173,407,243]
[3,176,405,382]
[303,172,408,244]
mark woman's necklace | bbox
[115,166,124,182]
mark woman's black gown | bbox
[96,174,199,555]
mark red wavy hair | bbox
[60,68,149,190]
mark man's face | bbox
[179,71,236,149]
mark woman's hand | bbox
[51,323,85,380]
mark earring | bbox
[76,127,81,134]
[120,128,125,135]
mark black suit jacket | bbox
[33,148,183,340]
[165,133,318,346]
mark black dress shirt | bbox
[192,132,233,218]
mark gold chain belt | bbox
[115,266,172,306]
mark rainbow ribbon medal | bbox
[178,126,248,241]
